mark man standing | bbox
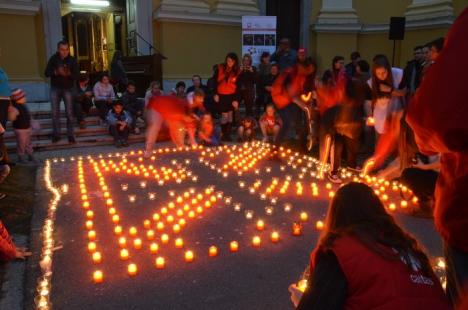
[270,38,297,71]
[401,46,424,96]
[345,51,361,77]
[45,40,79,143]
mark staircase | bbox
[3,103,167,153]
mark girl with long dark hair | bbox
[290,182,450,310]
[238,53,257,117]
[212,52,240,141]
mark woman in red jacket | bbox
[0,220,31,261]
[290,182,450,310]
[212,52,240,141]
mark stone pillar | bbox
[405,0,454,28]
[315,0,360,32]
[300,0,312,49]
[135,0,154,55]
[213,0,260,17]
[41,0,63,59]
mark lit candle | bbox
[134,238,142,250]
[316,220,324,230]
[93,270,103,283]
[86,210,93,219]
[88,242,97,253]
[297,279,308,292]
[127,263,138,276]
[245,210,254,219]
[128,195,136,203]
[209,246,218,257]
[147,230,155,240]
[234,203,242,212]
[185,250,194,263]
[161,234,169,244]
[175,238,184,248]
[144,220,151,229]
[114,225,123,235]
[173,224,181,234]
[148,192,156,200]
[150,243,159,254]
[401,200,408,208]
[118,237,126,248]
[329,191,335,198]
[256,220,265,231]
[300,212,308,222]
[252,236,261,247]
[112,214,120,224]
[88,230,96,241]
[120,249,129,260]
[155,257,165,269]
[284,204,292,212]
[92,251,102,263]
[230,241,239,252]
[85,220,93,230]
[292,222,302,236]
[129,227,137,237]
[271,231,280,243]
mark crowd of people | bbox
[0,8,467,309]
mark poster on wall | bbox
[242,16,277,66]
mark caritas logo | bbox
[410,274,434,286]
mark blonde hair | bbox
[242,53,253,66]
[148,80,161,91]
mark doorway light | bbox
[70,0,110,7]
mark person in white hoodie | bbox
[93,73,115,123]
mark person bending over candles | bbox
[145,89,205,155]
[0,220,31,261]
[289,182,450,310]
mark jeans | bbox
[276,104,295,145]
[124,99,145,128]
[109,124,129,142]
[444,243,468,306]
[73,97,93,122]
[14,128,33,156]
[50,87,75,138]
[95,100,112,121]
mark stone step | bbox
[5,132,169,153]
[2,125,116,142]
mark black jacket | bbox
[44,53,79,89]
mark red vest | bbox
[216,64,238,95]
[271,67,307,109]
[312,236,450,310]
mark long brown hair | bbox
[371,55,393,102]
[319,182,434,276]
[222,52,240,81]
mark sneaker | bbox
[68,136,76,144]
[52,136,61,143]
[0,193,5,200]
[134,127,140,135]
[327,173,343,184]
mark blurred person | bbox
[345,51,361,77]
[170,81,187,99]
[110,50,128,93]
[256,52,271,116]
[198,113,221,147]
[144,81,163,107]
[259,104,282,143]
[0,219,31,260]
[407,8,468,306]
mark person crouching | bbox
[199,113,221,146]
[259,105,282,143]
[237,116,257,142]
[106,101,132,148]
[8,89,35,163]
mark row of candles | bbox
[35,160,63,310]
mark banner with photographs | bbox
[242,16,277,66]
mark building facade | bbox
[0,0,466,101]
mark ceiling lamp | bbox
[70,0,110,7]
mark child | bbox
[259,104,282,143]
[8,89,36,163]
[237,116,257,142]
[198,113,221,146]
[106,101,132,148]
[171,81,187,99]
[121,80,144,134]
[73,74,93,129]
[144,81,163,107]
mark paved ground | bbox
[26,142,443,310]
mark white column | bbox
[213,0,260,17]
[315,0,360,32]
[405,0,454,28]
[41,0,63,59]
[135,0,154,55]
